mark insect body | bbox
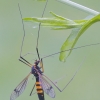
[31,60,45,100]
[10,59,56,100]
[31,60,56,99]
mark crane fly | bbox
[10,1,100,100]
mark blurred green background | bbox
[0,0,100,100]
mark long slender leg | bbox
[36,0,49,60]
[18,1,48,66]
[21,52,51,61]
[18,3,33,66]
[22,52,48,58]
[54,75,67,84]
[40,58,44,73]
[30,83,36,96]
[19,59,32,68]
[20,57,32,66]
[42,42,100,59]
[43,55,86,92]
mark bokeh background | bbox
[0,0,100,100]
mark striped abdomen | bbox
[36,77,45,100]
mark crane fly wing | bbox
[10,73,31,100]
[39,74,55,98]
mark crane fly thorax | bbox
[31,66,39,77]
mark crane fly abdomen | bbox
[35,76,45,100]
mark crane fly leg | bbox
[43,55,86,92]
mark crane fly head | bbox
[33,59,40,66]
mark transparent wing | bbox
[39,74,55,98]
[10,73,31,100]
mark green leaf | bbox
[23,17,75,26]
[23,12,87,30]
[50,11,67,20]
[74,19,87,23]
[59,14,100,62]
